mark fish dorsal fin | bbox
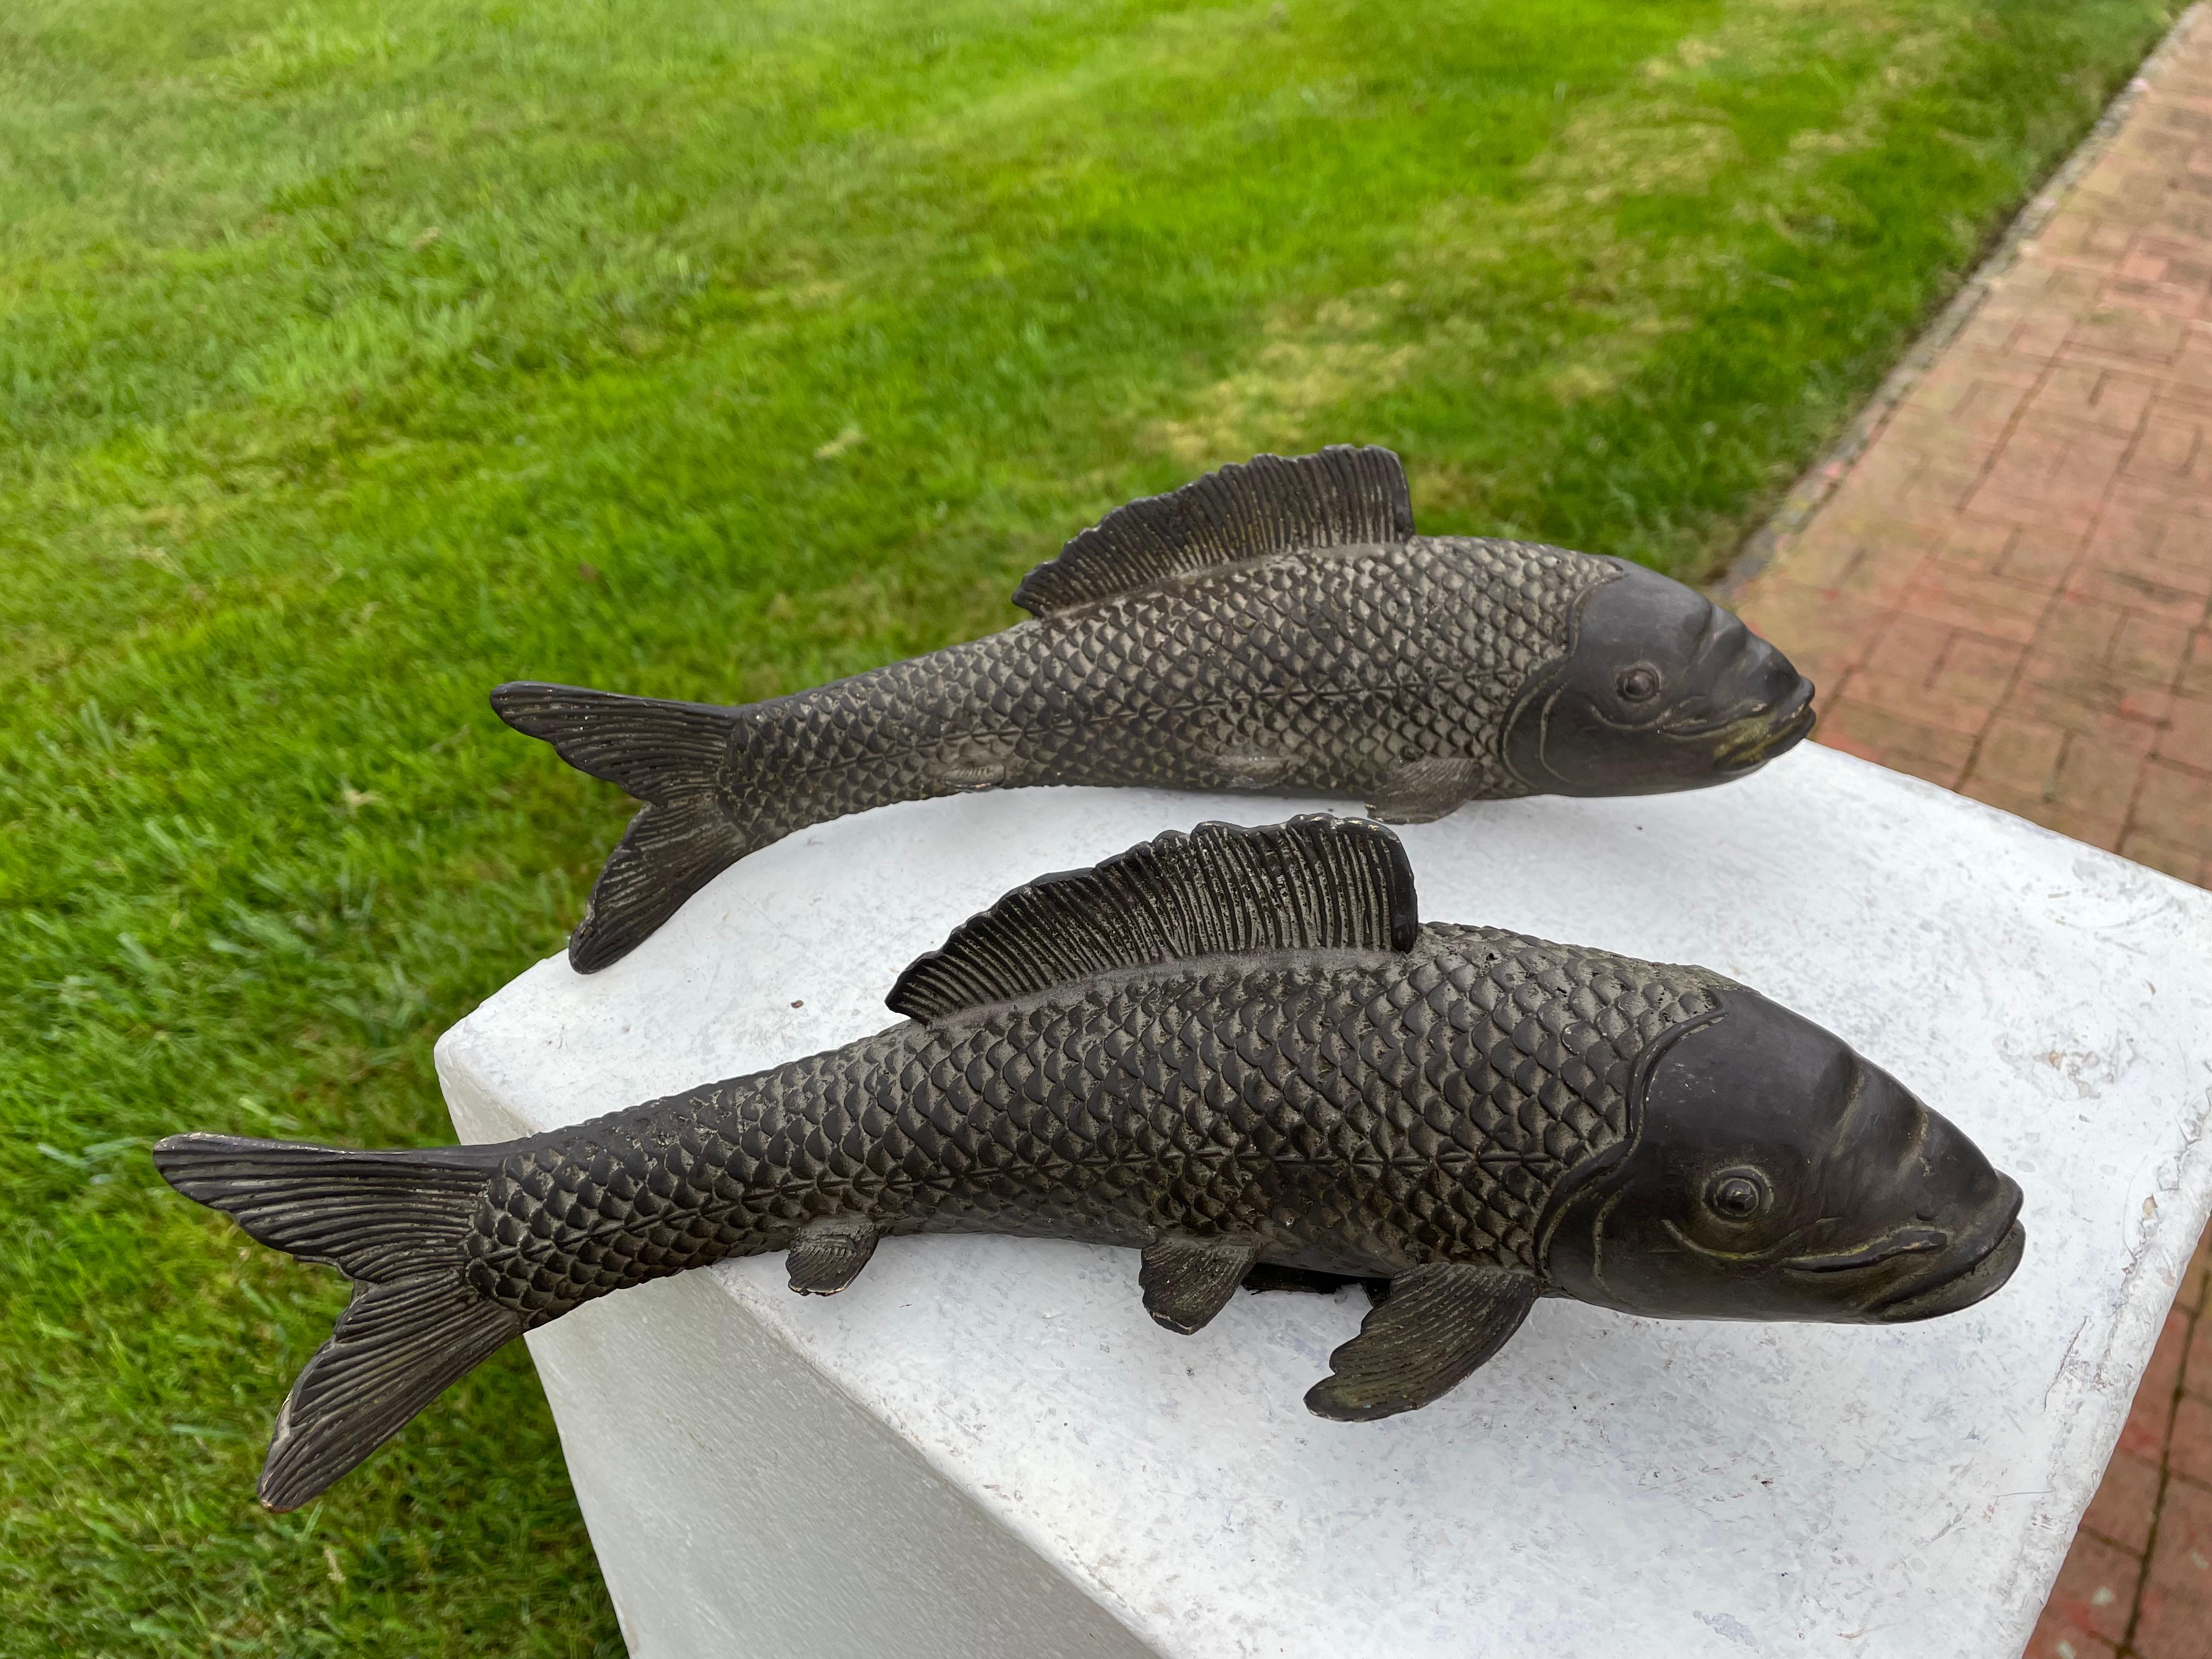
[1013,446,1414,617]
[886,815,1419,1022]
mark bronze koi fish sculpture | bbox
[493,446,1817,971]
[155,817,2021,1512]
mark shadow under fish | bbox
[154,817,2019,1513]
[493,447,1818,972]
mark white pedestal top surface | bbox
[437,744,2212,1658]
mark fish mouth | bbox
[1782,1226,1946,1274]
[1702,681,1818,774]
[1870,1220,2026,1321]
[1866,1178,2027,1323]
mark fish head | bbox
[1502,560,1815,796]
[1537,988,2024,1324]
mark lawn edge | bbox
[1713,0,2208,605]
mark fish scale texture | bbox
[459,924,1728,1321]
[720,538,1613,842]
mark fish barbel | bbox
[156,818,2019,1513]
[494,447,1816,970]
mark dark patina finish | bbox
[493,447,1816,971]
[155,817,2018,1513]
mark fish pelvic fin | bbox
[785,1218,885,1295]
[1305,1263,1536,1423]
[491,683,747,972]
[152,1133,519,1510]
[1141,1240,1260,1334]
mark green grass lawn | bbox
[0,0,2180,1650]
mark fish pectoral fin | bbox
[1141,1240,1261,1334]
[1366,757,1481,825]
[1304,1263,1537,1421]
[1209,749,1290,792]
[933,735,1017,793]
[786,1219,887,1296]
[935,762,1007,792]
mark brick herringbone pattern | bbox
[1726,13,2212,1654]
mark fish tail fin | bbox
[492,682,749,972]
[152,1132,520,1511]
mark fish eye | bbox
[1706,1169,1769,1220]
[1616,664,1661,702]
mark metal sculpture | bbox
[156,817,2018,1511]
[494,447,1816,970]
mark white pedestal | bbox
[436,745,2212,1659]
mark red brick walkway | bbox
[1728,11,2212,1655]
[1733,20,2212,879]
